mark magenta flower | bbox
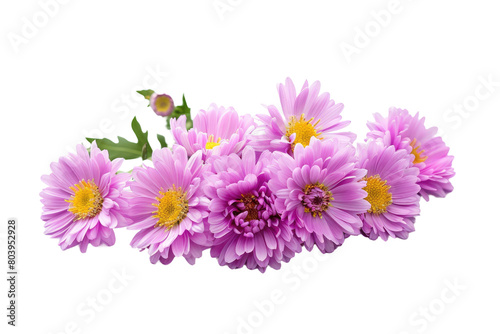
[268,137,370,253]
[367,108,455,200]
[40,142,130,252]
[357,140,421,241]
[150,93,174,117]
[170,104,256,160]
[125,146,211,265]
[251,78,355,155]
[203,147,302,272]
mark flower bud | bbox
[150,93,174,116]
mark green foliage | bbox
[137,89,155,100]
[166,94,193,130]
[137,89,155,106]
[157,134,168,148]
[86,117,152,160]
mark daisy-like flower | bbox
[150,93,174,117]
[170,103,256,160]
[204,147,302,272]
[126,146,211,265]
[357,140,421,241]
[40,142,130,252]
[367,108,455,200]
[268,137,370,253]
[251,78,355,155]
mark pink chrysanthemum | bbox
[204,147,302,272]
[251,78,355,155]
[367,108,455,200]
[170,104,256,160]
[268,137,370,253]
[357,140,421,241]
[126,146,211,265]
[40,142,130,252]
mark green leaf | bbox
[174,94,190,115]
[141,143,149,160]
[86,117,152,160]
[85,137,141,160]
[137,89,155,107]
[157,134,168,148]
[137,89,155,100]
[166,94,193,130]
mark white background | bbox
[1,1,499,333]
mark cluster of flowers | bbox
[41,78,455,272]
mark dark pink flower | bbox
[204,147,302,272]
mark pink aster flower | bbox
[251,78,355,155]
[367,108,455,200]
[268,137,370,253]
[203,147,302,272]
[150,93,174,117]
[125,146,211,265]
[356,140,421,241]
[40,142,130,252]
[170,104,256,160]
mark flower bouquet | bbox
[40,78,455,272]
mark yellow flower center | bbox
[363,175,392,214]
[152,185,189,229]
[409,138,427,164]
[66,179,104,220]
[285,114,322,151]
[155,95,172,112]
[205,135,221,150]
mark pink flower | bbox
[357,140,421,241]
[125,146,212,265]
[268,137,370,253]
[251,78,355,155]
[40,142,130,252]
[203,148,302,272]
[367,108,455,200]
[150,93,174,116]
[171,104,255,160]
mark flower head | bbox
[268,137,370,253]
[150,93,174,116]
[40,142,130,252]
[125,146,211,265]
[203,147,302,272]
[367,108,455,200]
[251,78,355,155]
[171,104,255,160]
[357,140,421,241]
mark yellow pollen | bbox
[155,96,171,112]
[363,175,392,214]
[409,138,427,164]
[152,185,189,229]
[66,179,104,220]
[285,114,323,151]
[205,135,221,150]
